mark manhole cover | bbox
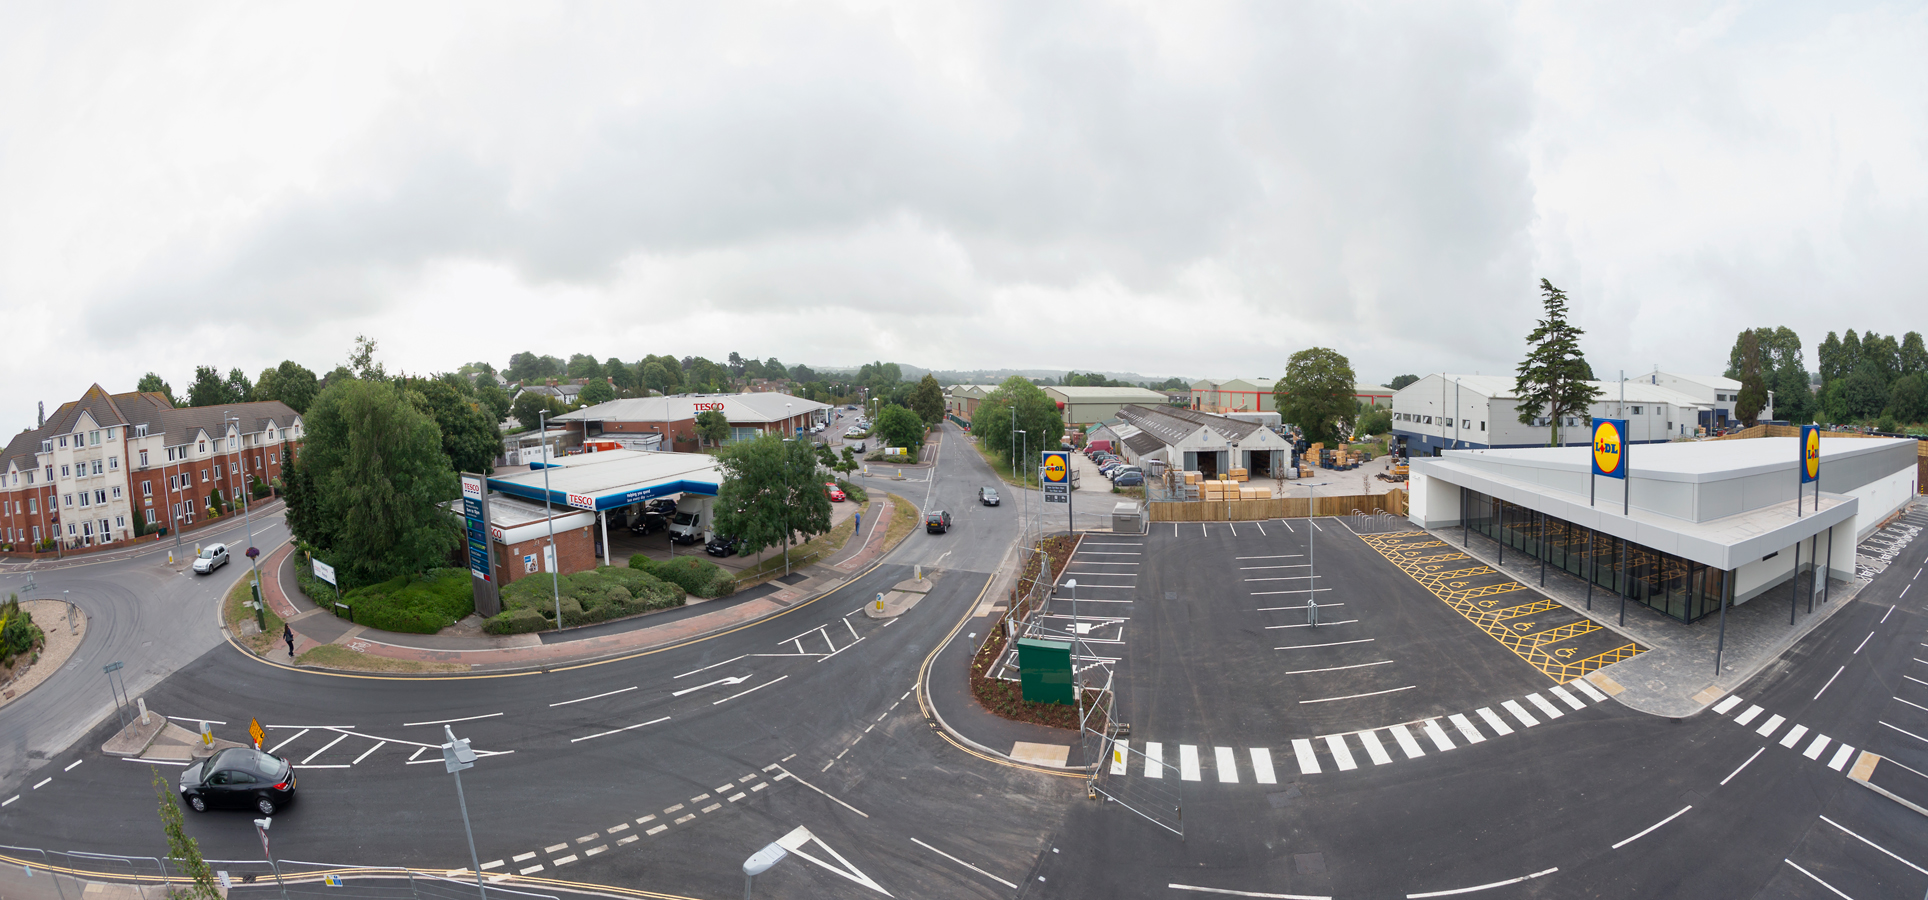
[1165,592,1178,601]
[1294,853,1326,875]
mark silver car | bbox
[193,543,229,575]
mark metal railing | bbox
[0,847,565,900]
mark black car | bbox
[629,512,668,535]
[925,510,952,534]
[705,535,740,557]
[179,747,296,815]
[978,487,1000,506]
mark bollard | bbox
[874,593,885,614]
[915,564,923,583]
[138,697,149,725]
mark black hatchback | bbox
[978,487,1000,506]
[179,747,296,815]
[925,510,952,533]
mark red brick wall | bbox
[492,524,599,586]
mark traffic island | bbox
[864,572,936,618]
[102,711,245,760]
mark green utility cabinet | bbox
[1018,637,1075,705]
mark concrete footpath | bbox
[249,497,904,674]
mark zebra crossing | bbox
[1109,679,1614,783]
[1710,693,1861,773]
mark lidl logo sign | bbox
[1801,424,1820,483]
[1591,419,1626,480]
[1041,451,1069,484]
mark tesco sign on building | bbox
[692,402,726,412]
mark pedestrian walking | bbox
[283,624,295,658]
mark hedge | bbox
[334,569,475,634]
[628,555,736,598]
[484,566,686,634]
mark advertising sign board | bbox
[461,473,500,616]
[312,559,336,586]
[1590,419,1627,480]
[1040,450,1070,505]
[1800,424,1820,484]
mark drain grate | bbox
[1165,591,1178,601]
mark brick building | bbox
[551,393,829,452]
[0,385,303,553]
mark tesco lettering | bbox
[692,402,726,411]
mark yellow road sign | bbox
[248,718,265,748]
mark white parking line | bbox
[1389,725,1425,758]
[1781,859,1851,899]
[352,741,387,765]
[1820,814,1928,875]
[402,713,502,727]
[1299,685,1416,704]
[1448,714,1485,744]
[1502,700,1540,728]
[1357,730,1392,765]
[1406,868,1559,898]
[1214,746,1239,783]
[1292,739,1321,774]
[1250,748,1278,784]
[267,729,310,754]
[1475,707,1514,736]
[301,734,349,764]
[1179,745,1202,781]
[1276,639,1375,650]
[1268,620,1360,630]
[1280,660,1390,676]
[1324,735,1357,771]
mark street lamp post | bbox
[252,817,290,900]
[227,414,261,614]
[441,725,487,900]
[1066,578,1082,725]
[1305,481,1329,627]
[538,411,562,629]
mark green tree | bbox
[972,376,1065,478]
[137,373,176,405]
[579,379,616,406]
[346,334,387,381]
[1511,279,1602,447]
[1886,373,1928,425]
[152,768,222,900]
[409,377,499,474]
[567,354,604,381]
[253,360,320,414]
[130,506,148,537]
[224,368,254,403]
[511,391,560,431]
[1355,406,1393,438]
[1735,329,1769,427]
[1840,330,1864,383]
[1150,376,1190,391]
[696,409,732,447]
[835,446,859,481]
[476,383,512,424]
[299,378,461,586]
[1900,332,1928,378]
[908,374,945,425]
[186,365,236,408]
[713,434,834,558]
[1825,371,1890,422]
[875,404,926,451]
[603,358,633,393]
[1818,331,1847,387]
[280,438,320,546]
[1860,332,1900,384]
[1386,374,1421,391]
[1274,348,1359,447]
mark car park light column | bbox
[227,413,261,619]
[539,410,562,629]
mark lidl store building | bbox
[1408,437,1918,622]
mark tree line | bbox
[1722,327,1926,429]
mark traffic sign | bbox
[248,718,266,748]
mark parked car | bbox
[192,543,229,575]
[978,486,1000,506]
[179,747,296,814]
[705,534,740,557]
[629,511,668,535]
[825,482,846,502]
[925,510,952,534]
[1108,466,1142,481]
[1114,471,1145,487]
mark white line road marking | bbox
[1241,564,1312,570]
[1325,735,1357,771]
[1310,520,1322,531]
[1502,700,1540,728]
[1854,631,1876,654]
[1214,746,1239,783]
[518,866,544,876]
[1549,686,1586,710]
[714,676,789,704]
[1525,693,1564,719]
[552,855,577,866]
[1820,814,1928,875]
[617,836,637,846]
[1720,747,1764,786]
[1389,725,1425,758]
[409,747,426,761]
[1881,721,1928,744]
[1280,660,1390,676]
[32,777,50,790]
[1572,679,1608,703]
[570,717,671,743]
[1256,522,1267,536]
[1883,604,1897,623]
[1448,714,1486,744]
[1145,742,1164,778]
[1237,555,1304,559]
[1111,740,1129,776]
[352,741,387,765]
[1405,867,1559,898]
[1827,744,1857,771]
[1357,730,1392,765]
[673,675,751,697]
[1779,725,1809,749]
[1733,705,1764,726]
[1179,745,1202,781]
[1269,619,1360,630]
[1476,707,1514,736]
[817,636,865,662]
[912,837,1020,890]
[300,733,349,764]
[1814,666,1847,700]
[1756,715,1785,738]
[64,760,83,772]
[267,729,310,754]
[1259,602,1348,611]
[1782,859,1853,899]
[1250,748,1277,784]
[1803,735,1832,759]
[1299,685,1416,704]
[1292,739,1321,774]
[480,860,503,870]
[647,825,667,835]
[577,833,600,843]
[1611,806,1692,850]
[1712,695,1743,714]
[1896,696,1928,715]
[770,765,868,818]
[1276,639,1376,650]
[1251,588,1336,596]
[1168,884,1329,899]
[608,823,628,833]
[168,716,230,725]
[1422,719,1456,751]
[402,713,501,727]
[1,796,15,806]
[545,843,568,854]
[551,686,639,706]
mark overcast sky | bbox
[3,1,1924,417]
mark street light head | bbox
[743,841,788,877]
[254,817,271,831]
[1066,579,1077,590]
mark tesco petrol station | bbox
[1408,421,1919,624]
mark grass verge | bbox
[222,573,283,656]
[882,493,918,548]
[294,644,468,674]
[733,511,861,583]
[967,438,1040,489]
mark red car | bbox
[825,482,846,502]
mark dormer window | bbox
[134,424,148,438]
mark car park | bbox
[192,543,229,575]
[179,747,296,814]
[978,486,1000,506]
[825,482,846,502]
[924,510,952,534]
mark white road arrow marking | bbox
[672,675,752,697]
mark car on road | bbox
[978,487,1000,506]
[924,510,952,534]
[179,747,296,814]
[825,482,846,502]
[192,543,229,575]
[1114,471,1144,486]
[705,534,740,557]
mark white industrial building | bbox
[1092,405,1291,479]
[1643,372,1774,430]
[1391,374,1713,455]
[1408,437,1918,622]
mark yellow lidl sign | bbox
[1591,419,1626,480]
[1801,424,1820,484]
[1041,451,1069,483]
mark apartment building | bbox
[0,385,303,551]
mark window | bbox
[135,424,147,437]
[228,436,237,450]
[270,452,277,464]
[1462,419,1470,429]
[109,456,119,470]
[201,469,209,483]
[111,486,122,500]
[28,498,36,514]
[92,460,103,475]
[214,464,223,480]
[106,427,115,439]
[58,436,67,448]
[78,492,89,508]
[1480,421,1485,431]
[89,430,100,446]
[198,440,206,453]
[1630,406,1643,415]
[142,480,152,497]
[43,466,52,481]
[139,450,148,467]
[1423,416,1433,425]
[116,515,125,529]
[60,464,69,477]
[32,526,39,542]
[25,470,33,484]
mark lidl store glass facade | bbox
[1462,488,1733,623]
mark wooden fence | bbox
[1148,489,1406,522]
[1715,423,1926,492]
